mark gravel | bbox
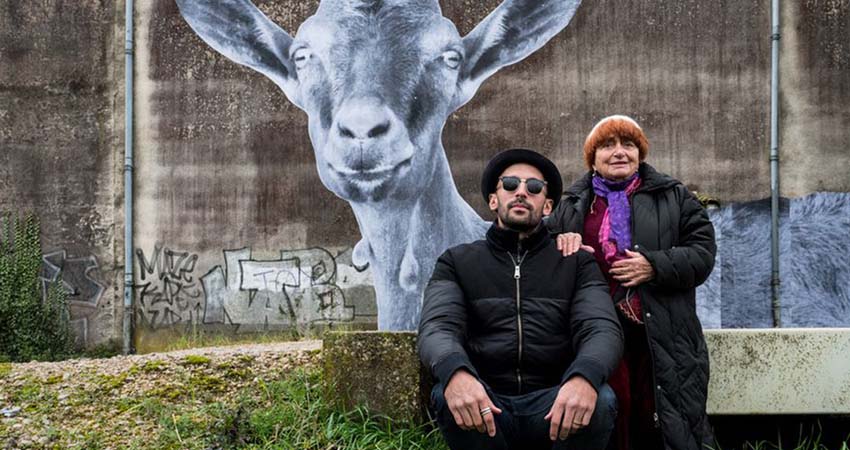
[0,340,322,449]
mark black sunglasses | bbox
[499,176,547,195]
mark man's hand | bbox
[555,233,595,257]
[610,249,655,287]
[544,376,597,441]
[444,370,502,437]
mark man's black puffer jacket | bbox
[418,223,623,395]
[546,163,717,450]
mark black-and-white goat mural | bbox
[696,193,850,329]
[176,0,582,330]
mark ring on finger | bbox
[479,407,492,416]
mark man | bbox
[418,148,623,450]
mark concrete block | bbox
[706,328,850,414]
[322,328,850,423]
[323,331,426,423]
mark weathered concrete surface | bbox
[325,329,850,421]
[130,1,378,345]
[781,1,850,197]
[2,0,849,346]
[129,0,850,342]
[706,328,850,414]
[448,0,776,207]
[323,331,425,423]
[0,1,124,347]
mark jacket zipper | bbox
[631,193,662,431]
[508,242,527,394]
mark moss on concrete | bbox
[323,331,424,423]
[182,354,212,366]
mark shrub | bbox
[0,212,73,362]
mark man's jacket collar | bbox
[486,221,550,254]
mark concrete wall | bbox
[0,1,124,348]
[132,1,379,347]
[782,0,850,196]
[1,0,848,349]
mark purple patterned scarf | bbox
[592,172,641,263]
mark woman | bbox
[546,115,716,450]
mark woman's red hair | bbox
[583,115,649,170]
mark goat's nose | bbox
[338,121,390,139]
[336,98,393,140]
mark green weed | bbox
[120,367,447,449]
[162,330,307,353]
[713,422,850,450]
[188,373,226,392]
[140,359,167,372]
[44,374,63,384]
[148,384,185,401]
[13,381,42,402]
[0,212,73,362]
[95,372,128,391]
[181,354,211,366]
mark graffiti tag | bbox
[202,247,355,328]
[135,243,202,328]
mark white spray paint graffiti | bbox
[135,244,363,329]
[39,250,105,345]
[40,250,105,307]
[201,247,356,328]
[176,0,583,330]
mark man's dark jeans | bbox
[431,382,617,450]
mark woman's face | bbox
[593,136,640,181]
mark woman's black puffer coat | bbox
[546,163,717,450]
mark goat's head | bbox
[177,0,581,204]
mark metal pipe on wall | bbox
[123,0,135,353]
[769,0,782,327]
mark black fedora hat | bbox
[480,148,563,208]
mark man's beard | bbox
[498,199,542,233]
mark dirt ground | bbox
[0,340,322,449]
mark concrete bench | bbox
[323,328,850,422]
[705,328,850,415]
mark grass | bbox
[718,439,850,450]
[136,369,448,449]
[713,417,850,450]
[2,350,847,450]
[152,322,374,353]
[0,351,448,450]
[157,329,319,353]
[136,373,850,450]
[0,362,10,378]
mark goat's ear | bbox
[176,0,301,107]
[455,0,581,109]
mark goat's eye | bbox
[441,50,461,69]
[293,48,312,69]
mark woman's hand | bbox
[610,250,655,286]
[556,233,596,257]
